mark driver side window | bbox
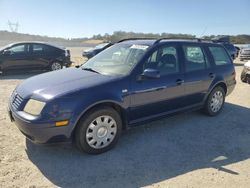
[9,44,26,54]
[144,45,179,76]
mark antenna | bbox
[8,20,19,32]
[200,26,207,38]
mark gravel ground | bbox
[0,58,250,188]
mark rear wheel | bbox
[75,107,122,154]
[203,86,225,116]
[50,62,62,71]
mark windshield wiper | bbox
[82,67,100,74]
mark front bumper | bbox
[64,59,73,67]
[8,105,72,144]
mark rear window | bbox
[209,46,231,65]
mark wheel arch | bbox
[213,82,227,94]
[204,81,227,104]
[72,101,128,138]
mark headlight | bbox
[24,99,46,116]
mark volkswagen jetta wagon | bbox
[8,38,236,154]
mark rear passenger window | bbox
[183,46,206,72]
[209,47,231,65]
[33,44,44,53]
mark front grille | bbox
[11,93,24,110]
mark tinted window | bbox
[183,46,206,72]
[9,45,26,53]
[33,44,43,52]
[223,44,235,51]
[45,46,59,54]
[144,46,179,75]
[209,46,231,65]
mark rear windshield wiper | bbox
[82,67,100,74]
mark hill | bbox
[1,30,250,47]
[0,31,100,47]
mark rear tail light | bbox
[65,49,70,57]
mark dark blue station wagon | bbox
[8,38,236,154]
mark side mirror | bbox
[138,68,160,81]
[2,50,11,55]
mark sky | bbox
[0,0,249,38]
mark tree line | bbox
[1,30,250,46]
[93,31,250,44]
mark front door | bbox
[2,44,31,71]
[129,44,185,123]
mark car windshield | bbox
[0,44,12,51]
[82,43,149,76]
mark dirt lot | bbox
[0,56,250,188]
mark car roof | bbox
[7,41,65,50]
[120,39,156,46]
[119,38,218,47]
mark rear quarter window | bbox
[45,46,61,54]
[209,46,231,65]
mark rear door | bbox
[30,44,51,69]
[182,43,214,106]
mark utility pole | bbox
[7,20,19,32]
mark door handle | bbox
[209,73,215,78]
[176,79,184,85]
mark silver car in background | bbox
[240,47,250,61]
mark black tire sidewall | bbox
[75,107,122,154]
[205,86,225,116]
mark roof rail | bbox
[117,38,157,43]
[153,38,213,44]
[116,37,213,44]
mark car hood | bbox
[16,67,117,100]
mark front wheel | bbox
[50,62,62,71]
[203,86,225,116]
[75,107,122,154]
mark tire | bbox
[75,107,122,154]
[203,86,225,116]
[50,62,62,71]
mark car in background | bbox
[239,47,250,61]
[241,60,250,83]
[221,43,237,59]
[8,38,236,154]
[212,36,237,59]
[0,42,72,74]
[235,46,240,57]
[82,42,113,59]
